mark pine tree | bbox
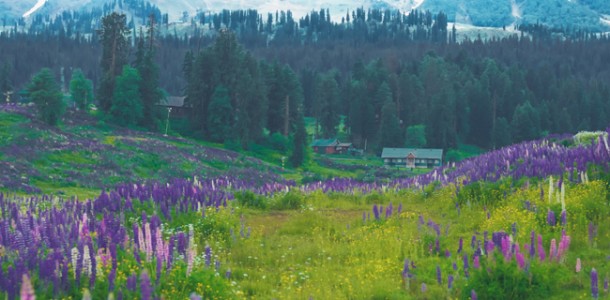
[379,98,403,148]
[290,108,308,167]
[314,71,341,138]
[69,69,93,110]
[97,12,130,113]
[110,66,142,126]
[405,125,426,148]
[207,85,233,142]
[27,68,64,126]
[134,25,162,130]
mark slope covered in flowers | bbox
[1,101,610,298]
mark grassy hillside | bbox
[0,105,294,196]
[0,105,404,197]
[1,127,609,298]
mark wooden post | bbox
[284,95,290,136]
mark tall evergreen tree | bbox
[207,85,233,143]
[290,107,308,167]
[97,12,130,113]
[110,66,142,126]
[314,71,341,138]
[69,69,93,110]
[379,96,403,148]
[0,62,11,98]
[405,125,427,148]
[511,101,541,142]
[134,26,162,129]
[27,68,64,126]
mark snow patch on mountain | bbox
[23,0,48,18]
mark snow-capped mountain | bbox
[1,0,609,31]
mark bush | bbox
[463,251,565,300]
[235,190,268,209]
[267,132,290,152]
[271,190,304,210]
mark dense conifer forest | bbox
[1,6,610,153]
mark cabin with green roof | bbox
[381,148,443,168]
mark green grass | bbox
[0,112,30,146]
[445,143,485,163]
[220,177,610,299]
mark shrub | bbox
[271,190,304,210]
[235,190,268,209]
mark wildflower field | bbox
[2,105,610,299]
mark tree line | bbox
[2,9,610,157]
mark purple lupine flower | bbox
[448,274,454,289]
[190,293,203,300]
[226,269,232,279]
[457,237,463,254]
[421,283,427,293]
[516,252,525,269]
[592,268,599,299]
[385,203,393,218]
[140,271,152,300]
[435,239,440,254]
[108,267,116,291]
[20,274,35,300]
[471,289,478,300]
[603,277,608,293]
[156,256,162,284]
[205,245,212,268]
[453,262,458,271]
[471,235,477,249]
[547,209,556,226]
[445,250,451,258]
[530,231,536,257]
[473,255,480,269]
[589,222,597,244]
[537,234,546,261]
[463,254,469,269]
[436,265,442,284]
[126,274,137,291]
[560,210,567,226]
[401,259,413,279]
[549,239,557,260]
[373,204,380,220]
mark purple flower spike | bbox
[140,271,152,300]
[458,237,463,254]
[421,283,427,293]
[448,274,454,289]
[560,210,567,226]
[516,252,525,269]
[547,209,556,226]
[592,268,599,299]
[473,255,480,269]
[471,289,478,300]
[436,265,442,284]
[537,234,546,261]
[373,204,380,220]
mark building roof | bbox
[311,139,339,147]
[158,96,185,107]
[338,143,352,147]
[381,148,443,160]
